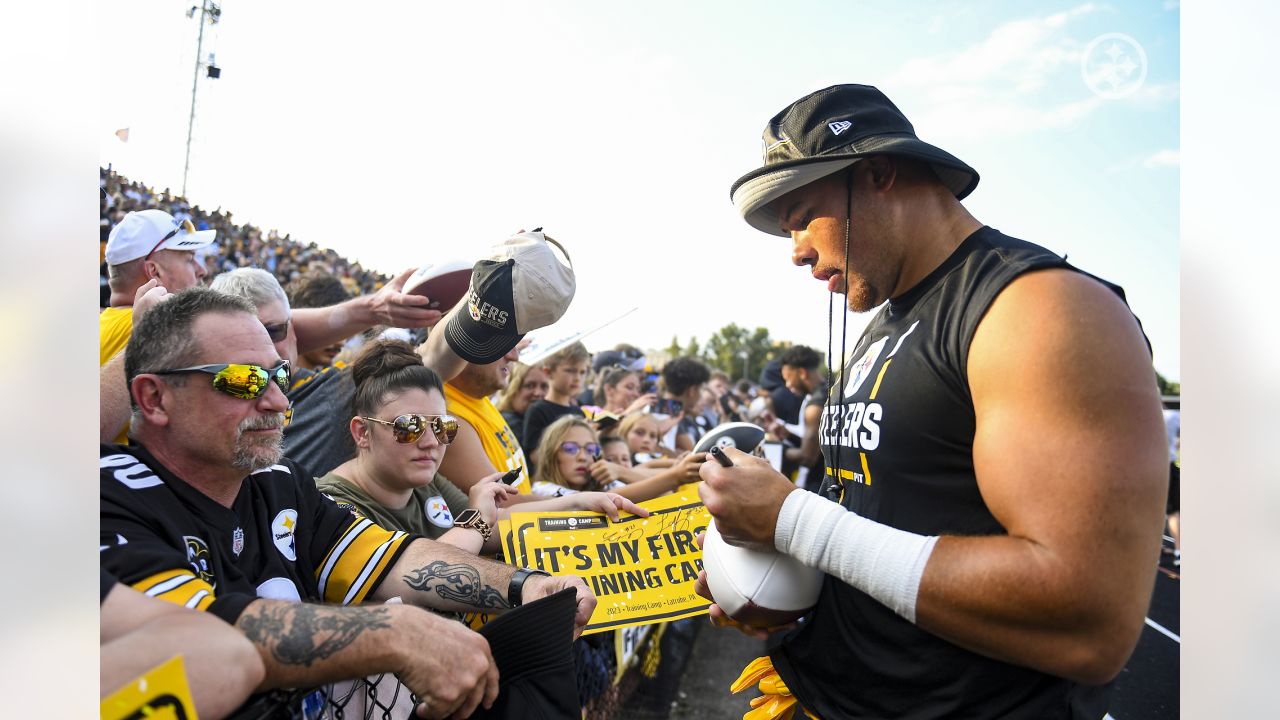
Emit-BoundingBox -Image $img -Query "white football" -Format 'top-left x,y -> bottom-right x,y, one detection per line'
701,520 -> 823,628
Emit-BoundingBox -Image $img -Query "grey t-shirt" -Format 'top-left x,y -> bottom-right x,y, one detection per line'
284,365 -> 357,477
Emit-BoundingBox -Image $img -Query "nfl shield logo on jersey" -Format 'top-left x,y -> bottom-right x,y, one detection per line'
232,527 -> 245,557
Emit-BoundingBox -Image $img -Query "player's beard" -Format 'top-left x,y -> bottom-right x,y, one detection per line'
231,413 -> 285,472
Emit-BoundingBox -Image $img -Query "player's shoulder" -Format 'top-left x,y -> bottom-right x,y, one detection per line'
990,267 -> 1136,330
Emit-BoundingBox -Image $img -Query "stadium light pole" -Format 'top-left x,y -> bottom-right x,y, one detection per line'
182,0 -> 221,198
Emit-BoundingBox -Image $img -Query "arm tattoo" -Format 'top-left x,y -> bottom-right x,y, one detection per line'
402,560 -> 511,610
240,604 -> 392,667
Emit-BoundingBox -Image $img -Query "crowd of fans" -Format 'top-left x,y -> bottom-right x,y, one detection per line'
97,174 -> 824,720
100,167 -> 390,308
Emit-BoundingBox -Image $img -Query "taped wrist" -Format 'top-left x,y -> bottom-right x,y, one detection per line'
774,489 -> 938,623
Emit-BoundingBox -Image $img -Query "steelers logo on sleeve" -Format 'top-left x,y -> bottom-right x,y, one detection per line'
425,496 -> 454,528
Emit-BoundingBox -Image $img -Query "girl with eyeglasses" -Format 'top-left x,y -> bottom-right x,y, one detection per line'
529,415 -> 705,502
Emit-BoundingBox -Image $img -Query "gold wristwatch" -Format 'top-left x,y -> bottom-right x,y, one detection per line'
453,509 -> 492,542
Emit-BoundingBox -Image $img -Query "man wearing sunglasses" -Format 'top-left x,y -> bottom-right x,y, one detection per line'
100,257 -> 448,445
102,288 -> 595,720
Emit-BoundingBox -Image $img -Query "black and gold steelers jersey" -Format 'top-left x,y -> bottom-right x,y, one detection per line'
771,228 -> 1135,719
100,443 -> 418,625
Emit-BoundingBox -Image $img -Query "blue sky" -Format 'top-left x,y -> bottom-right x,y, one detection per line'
98,0 -> 1180,379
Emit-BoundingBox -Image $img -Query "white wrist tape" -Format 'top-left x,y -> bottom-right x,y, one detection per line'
775,489 -> 938,623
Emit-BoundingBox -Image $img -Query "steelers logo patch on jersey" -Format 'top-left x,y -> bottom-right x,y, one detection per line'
271,509 -> 299,562
183,535 -> 215,585
843,336 -> 889,398
425,496 -> 454,528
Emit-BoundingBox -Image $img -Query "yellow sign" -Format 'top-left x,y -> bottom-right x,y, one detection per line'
615,623 -> 655,681
101,654 -> 198,720
499,484 -> 711,635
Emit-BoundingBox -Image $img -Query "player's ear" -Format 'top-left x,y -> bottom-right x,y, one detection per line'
865,155 -> 898,191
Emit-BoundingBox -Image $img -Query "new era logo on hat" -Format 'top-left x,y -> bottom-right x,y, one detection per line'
444,230 -> 576,365
105,209 -> 216,265
730,84 -> 980,237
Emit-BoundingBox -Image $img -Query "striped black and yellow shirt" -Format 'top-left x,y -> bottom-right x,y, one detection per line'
100,443 -> 416,623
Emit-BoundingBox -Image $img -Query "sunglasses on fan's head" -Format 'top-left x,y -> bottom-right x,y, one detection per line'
361,413 -> 459,445
148,360 -> 291,400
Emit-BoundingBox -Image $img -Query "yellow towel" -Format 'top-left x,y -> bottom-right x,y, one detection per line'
730,655 -> 819,720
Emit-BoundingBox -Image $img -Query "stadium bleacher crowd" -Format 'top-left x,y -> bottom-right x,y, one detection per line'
101,167 -> 390,308
99,167 -> 816,720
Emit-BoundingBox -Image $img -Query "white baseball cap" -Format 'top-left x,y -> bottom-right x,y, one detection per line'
105,209 -> 216,266
443,230 -> 576,364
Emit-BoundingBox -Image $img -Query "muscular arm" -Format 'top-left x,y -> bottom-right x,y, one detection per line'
913,270 -> 1167,683
706,271 -> 1166,684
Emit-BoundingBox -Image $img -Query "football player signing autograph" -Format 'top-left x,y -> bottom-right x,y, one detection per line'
696,85 -> 1167,719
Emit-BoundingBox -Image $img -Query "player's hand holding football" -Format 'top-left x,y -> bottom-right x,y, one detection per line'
697,446 -> 797,552
691,532 -> 798,640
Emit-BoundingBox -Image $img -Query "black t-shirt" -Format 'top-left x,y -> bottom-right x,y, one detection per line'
772,227 -> 1130,719
522,400 -> 581,457
100,443 -> 418,624
282,364 -> 357,477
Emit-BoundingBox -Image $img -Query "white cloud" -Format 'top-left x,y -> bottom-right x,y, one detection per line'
888,4 -> 1098,93
882,4 -> 1137,140
1143,149 -> 1180,168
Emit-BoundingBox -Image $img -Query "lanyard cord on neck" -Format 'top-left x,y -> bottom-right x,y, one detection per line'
825,170 -> 855,501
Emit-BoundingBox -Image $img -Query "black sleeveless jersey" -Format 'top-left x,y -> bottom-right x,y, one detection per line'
771,227 -> 1133,719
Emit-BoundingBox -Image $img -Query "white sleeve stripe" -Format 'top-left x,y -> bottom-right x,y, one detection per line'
185,590 -> 210,608
341,532 -> 406,605
316,519 -> 373,597
250,464 -> 291,476
144,573 -> 196,597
